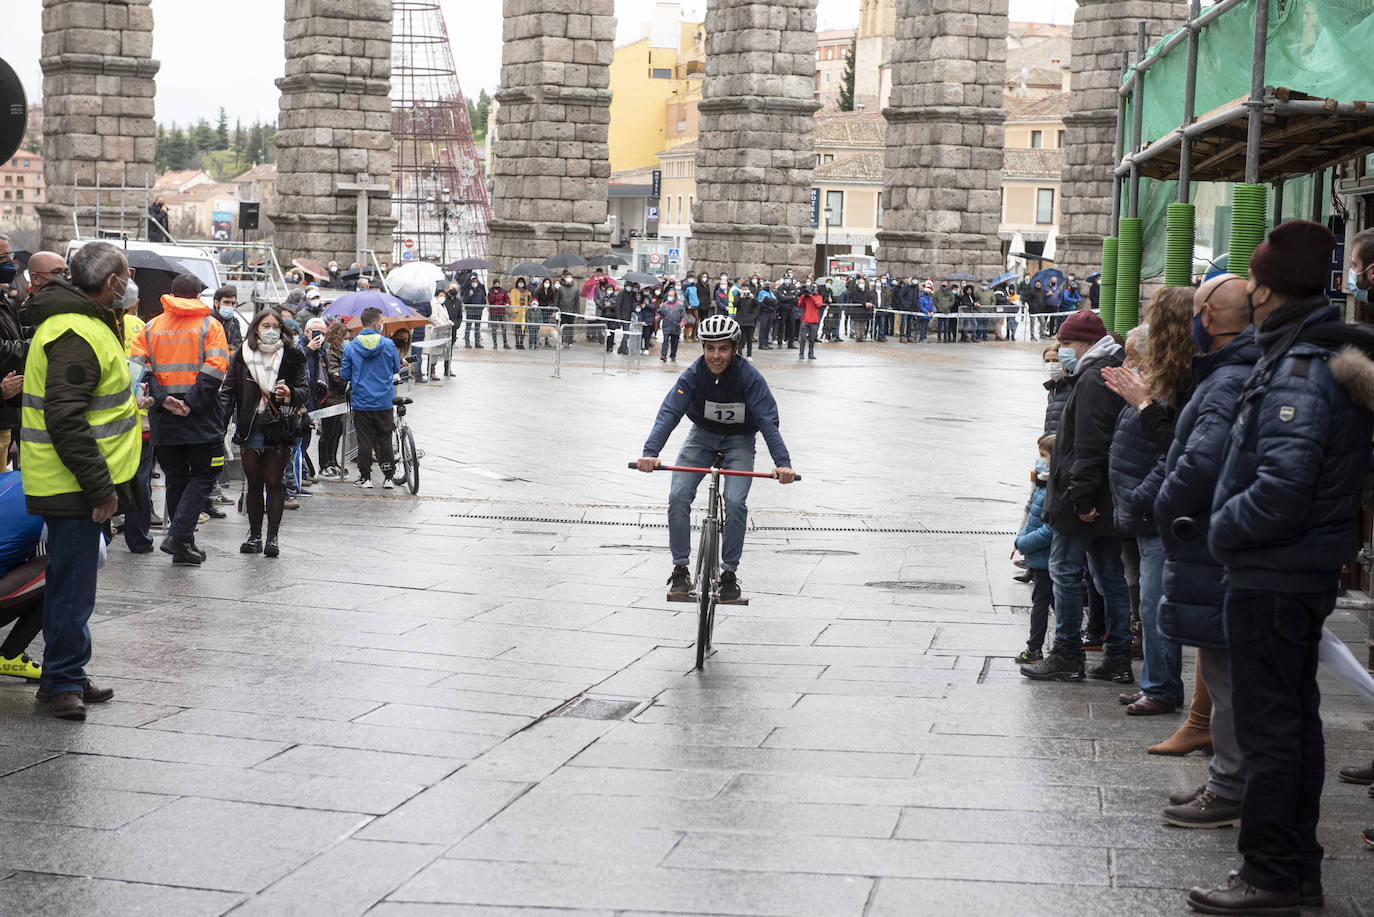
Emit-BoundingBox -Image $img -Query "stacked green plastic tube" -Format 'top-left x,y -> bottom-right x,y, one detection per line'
1099,237 -> 1118,332
1115,218 -> 1143,333
1228,184 -> 1268,280
1165,202 -> 1195,287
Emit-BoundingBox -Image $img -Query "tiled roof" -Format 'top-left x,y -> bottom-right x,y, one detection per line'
231,163 -> 277,182
1002,148 -> 1065,179
814,110 -> 887,147
1006,92 -> 1070,123
656,140 -> 699,158
815,151 -> 883,183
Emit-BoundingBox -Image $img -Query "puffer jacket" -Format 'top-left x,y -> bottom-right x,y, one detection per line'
1014,480 -> 1053,570
553,279 -> 580,321
1210,300 -> 1374,591
1043,375 -> 1074,436
1042,336 -> 1126,536
735,286 -> 759,326
1154,330 -> 1261,648
1108,405 -> 1164,537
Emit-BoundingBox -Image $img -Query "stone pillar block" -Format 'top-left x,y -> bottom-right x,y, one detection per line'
272,0 -> 396,266
879,0 -> 1007,280
690,0 -> 821,279
1058,0 -> 1189,278
489,0 -> 616,263
39,0 -> 162,251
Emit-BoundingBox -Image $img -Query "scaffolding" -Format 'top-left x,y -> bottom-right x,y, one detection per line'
390,1 -> 491,269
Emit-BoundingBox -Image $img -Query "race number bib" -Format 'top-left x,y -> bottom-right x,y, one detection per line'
705,400 -> 746,424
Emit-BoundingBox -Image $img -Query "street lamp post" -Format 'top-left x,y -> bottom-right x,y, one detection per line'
425,187 -> 468,268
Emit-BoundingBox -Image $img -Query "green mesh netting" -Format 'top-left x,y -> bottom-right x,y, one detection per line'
1119,0 -> 1370,276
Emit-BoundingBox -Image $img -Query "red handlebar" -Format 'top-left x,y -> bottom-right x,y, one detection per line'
628,461 -> 800,481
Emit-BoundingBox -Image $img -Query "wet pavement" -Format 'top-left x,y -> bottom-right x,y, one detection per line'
1,337 -> 1372,916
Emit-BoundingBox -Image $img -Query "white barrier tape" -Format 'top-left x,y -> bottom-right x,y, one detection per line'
307,402 -> 352,422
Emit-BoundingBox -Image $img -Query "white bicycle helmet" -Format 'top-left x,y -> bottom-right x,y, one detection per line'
698,314 -> 742,345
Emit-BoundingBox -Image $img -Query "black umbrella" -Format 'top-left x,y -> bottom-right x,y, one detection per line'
219,249 -> 246,266
449,257 -> 492,272
1086,270 -> 1102,283
622,271 -> 659,286
945,272 -> 979,283
505,262 -> 553,278
125,249 -> 183,274
587,252 -> 630,267
543,253 -> 587,270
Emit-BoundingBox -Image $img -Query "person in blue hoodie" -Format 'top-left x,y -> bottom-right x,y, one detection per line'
916,281 -> 935,342
637,315 -> 798,604
1014,433 -> 1055,663
340,307 -> 402,489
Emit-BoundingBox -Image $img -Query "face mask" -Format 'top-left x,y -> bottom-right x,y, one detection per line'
258,328 -> 281,346
1190,312 -> 1212,354
0,261 -> 15,284
1035,458 -> 1050,477
1057,346 -> 1078,375
218,305 -> 235,319
1046,360 -> 1065,381
116,276 -> 139,311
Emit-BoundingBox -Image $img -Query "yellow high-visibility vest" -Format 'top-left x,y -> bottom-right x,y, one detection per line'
21,312 -> 140,498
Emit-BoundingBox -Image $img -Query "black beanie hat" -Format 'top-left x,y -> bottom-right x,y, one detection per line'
1249,219 -> 1335,297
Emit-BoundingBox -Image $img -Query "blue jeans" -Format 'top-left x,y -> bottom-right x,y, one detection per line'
660,333 -> 680,360
1049,530 -> 1132,659
668,427 -> 756,573
41,515 -> 104,697
123,438 -> 154,552
1137,534 -> 1183,703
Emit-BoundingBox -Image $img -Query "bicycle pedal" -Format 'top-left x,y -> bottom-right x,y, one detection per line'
717,597 -> 750,606
666,592 -> 696,603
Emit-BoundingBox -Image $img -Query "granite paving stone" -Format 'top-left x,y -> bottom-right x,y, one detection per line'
4,342 -> 1372,914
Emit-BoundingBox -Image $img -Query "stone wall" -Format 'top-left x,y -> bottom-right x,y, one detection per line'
878,0 -> 1007,280
38,0 -> 160,251
271,0 -> 396,267
690,0 -> 821,279
1057,0 -> 1188,279
487,0 -> 615,266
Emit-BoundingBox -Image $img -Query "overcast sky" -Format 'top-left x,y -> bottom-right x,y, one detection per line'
12,0 -> 1076,127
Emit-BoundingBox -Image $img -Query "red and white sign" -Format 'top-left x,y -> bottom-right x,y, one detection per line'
649,252 -> 661,266
403,238 -> 415,250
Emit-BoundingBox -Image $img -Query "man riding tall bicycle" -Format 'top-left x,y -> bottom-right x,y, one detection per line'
636,314 -> 797,604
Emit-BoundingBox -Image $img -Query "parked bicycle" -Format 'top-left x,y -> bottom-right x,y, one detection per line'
630,458 -> 799,669
390,395 -> 422,495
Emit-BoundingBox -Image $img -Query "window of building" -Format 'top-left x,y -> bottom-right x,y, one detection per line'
1036,188 -> 1055,224
1057,129 -> 1065,148
876,193 -> 883,228
823,153 -> 834,163
825,72 -> 832,84
13,190 -> 20,201
2,190 -> 9,200
651,68 -> 672,79
677,195 -> 683,223
1030,130 -> 1043,149
826,190 -> 843,226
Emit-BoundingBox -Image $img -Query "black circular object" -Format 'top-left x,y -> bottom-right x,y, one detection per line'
0,57 -> 29,167
865,580 -> 967,593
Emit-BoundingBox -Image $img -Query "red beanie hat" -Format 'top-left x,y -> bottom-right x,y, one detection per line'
1057,309 -> 1107,343
1249,219 -> 1335,297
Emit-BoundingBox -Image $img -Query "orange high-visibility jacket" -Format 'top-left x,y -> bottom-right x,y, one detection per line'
130,295 -> 230,443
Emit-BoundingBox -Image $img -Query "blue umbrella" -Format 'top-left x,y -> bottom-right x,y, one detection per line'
1032,267 -> 1065,288
990,271 -> 1019,288
322,288 -> 418,321
1203,253 -> 1230,281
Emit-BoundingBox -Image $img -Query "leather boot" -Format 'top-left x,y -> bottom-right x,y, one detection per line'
1149,664 -> 1212,755
264,528 -> 280,558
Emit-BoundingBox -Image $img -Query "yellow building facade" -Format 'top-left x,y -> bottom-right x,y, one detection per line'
607,21 -> 706,174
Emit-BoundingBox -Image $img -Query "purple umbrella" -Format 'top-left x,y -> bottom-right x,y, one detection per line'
322,288 -> 419,320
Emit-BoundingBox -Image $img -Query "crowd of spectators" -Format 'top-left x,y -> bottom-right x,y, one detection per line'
1011,219 -> 1374,914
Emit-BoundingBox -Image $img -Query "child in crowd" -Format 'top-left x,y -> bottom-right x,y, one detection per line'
1014,433 -> 1056,663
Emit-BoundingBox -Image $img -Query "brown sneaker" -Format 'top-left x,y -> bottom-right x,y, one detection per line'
49,691 -> 87,721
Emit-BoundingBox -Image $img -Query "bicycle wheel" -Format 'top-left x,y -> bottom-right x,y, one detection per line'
694,519 -> 718,671
401,426 -> 420,495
